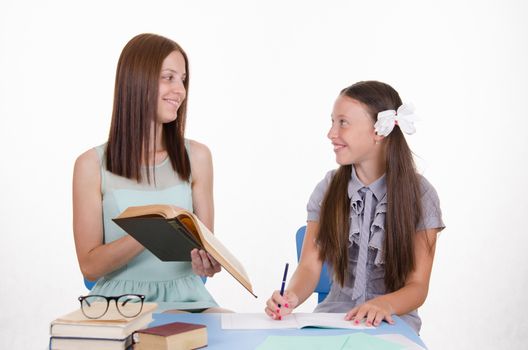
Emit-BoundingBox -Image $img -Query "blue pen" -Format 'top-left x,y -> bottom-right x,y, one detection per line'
278,263 -> 289,308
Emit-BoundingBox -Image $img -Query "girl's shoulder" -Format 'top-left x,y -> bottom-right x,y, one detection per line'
416,174 -> 445,230
416,174 -> 440,200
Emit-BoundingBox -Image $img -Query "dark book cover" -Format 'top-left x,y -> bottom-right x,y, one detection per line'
113,217 -> 201,261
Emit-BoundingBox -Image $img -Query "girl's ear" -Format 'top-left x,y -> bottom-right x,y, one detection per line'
374,133 -> 384,145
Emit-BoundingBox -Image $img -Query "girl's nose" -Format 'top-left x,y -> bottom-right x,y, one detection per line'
327,124 -> 337,140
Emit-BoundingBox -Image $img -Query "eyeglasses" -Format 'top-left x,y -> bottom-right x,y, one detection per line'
78,294 -> 145,319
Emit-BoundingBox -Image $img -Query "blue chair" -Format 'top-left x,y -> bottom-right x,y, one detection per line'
84,278 -> 97,290
295,226 -> 332,303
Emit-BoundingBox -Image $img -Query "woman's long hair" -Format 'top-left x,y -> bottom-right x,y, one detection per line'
316,81 -> 422,292
106,33 -> 191,183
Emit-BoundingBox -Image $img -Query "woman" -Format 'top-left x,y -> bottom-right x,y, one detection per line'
73,33 -> 224,312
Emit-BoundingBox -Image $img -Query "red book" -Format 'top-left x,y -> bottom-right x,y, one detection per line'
133,322 -> 207,350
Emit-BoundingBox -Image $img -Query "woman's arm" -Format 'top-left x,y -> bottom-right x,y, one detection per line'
188,140 -> 221,277
72,149 -> 144,281
345,228 -> 440,326
265,221 -> 324,319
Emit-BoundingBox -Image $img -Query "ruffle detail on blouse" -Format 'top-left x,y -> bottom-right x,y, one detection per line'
348,195 -> 387,266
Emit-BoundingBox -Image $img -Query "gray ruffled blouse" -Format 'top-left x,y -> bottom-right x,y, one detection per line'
307,166 -> 445,333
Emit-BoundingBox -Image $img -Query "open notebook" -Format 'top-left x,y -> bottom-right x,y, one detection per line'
221,313 -> 373,330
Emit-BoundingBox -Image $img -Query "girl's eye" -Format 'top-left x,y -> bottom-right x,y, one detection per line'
339,119 -> 348,126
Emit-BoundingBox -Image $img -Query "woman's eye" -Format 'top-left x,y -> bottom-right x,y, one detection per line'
162,75 -> 173,81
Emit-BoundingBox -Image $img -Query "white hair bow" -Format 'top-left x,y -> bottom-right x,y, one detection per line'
374,103 -> 418,137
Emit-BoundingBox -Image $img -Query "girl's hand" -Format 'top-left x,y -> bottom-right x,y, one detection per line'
345,297 -> 395,327
191,249 -> 221,277
264,290 -> 299,320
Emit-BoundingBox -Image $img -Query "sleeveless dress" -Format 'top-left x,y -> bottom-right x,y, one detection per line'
307,166 -> 444,334
89,143 -> 218,311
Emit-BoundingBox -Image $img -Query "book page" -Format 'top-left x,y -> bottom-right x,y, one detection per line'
177,212 -> 256,297
117,204 -> 179,219
221,313 -> 299,329
56,302 -> 157,324
221,313 -> 372,330
295,313 -> 371,329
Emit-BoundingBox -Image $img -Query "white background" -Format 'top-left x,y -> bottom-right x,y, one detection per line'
1,0 -> 527,349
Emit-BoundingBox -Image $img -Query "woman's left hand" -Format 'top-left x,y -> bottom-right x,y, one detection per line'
345,297 -> 395,327
191,249 -> 222,277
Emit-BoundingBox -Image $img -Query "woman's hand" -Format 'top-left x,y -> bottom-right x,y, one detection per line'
264,290 -> 299,320
191,249 -> 221,277
345,297 -> 395,327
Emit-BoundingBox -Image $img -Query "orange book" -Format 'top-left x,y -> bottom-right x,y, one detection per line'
133,322 -> 207,350
113,204 -> 256,297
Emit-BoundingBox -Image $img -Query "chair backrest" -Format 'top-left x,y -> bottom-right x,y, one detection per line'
295,226 -> 332,303
84,278 -> 97,290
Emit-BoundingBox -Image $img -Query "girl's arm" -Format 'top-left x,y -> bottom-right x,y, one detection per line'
188,140 -> 221,277
345,228 -> 440,326
265,221 -> 323,319
73,149 -> 145,281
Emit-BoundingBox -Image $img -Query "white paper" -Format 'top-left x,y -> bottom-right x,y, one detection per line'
221,313 -> 372,330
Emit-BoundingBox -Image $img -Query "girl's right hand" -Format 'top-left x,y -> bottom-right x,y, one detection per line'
264,290 -> 299,320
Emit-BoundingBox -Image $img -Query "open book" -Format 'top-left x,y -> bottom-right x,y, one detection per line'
221,313 -> 373,330
113,204 -> 256,298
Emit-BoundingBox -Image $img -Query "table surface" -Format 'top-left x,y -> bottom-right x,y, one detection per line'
149,313 -> 426,349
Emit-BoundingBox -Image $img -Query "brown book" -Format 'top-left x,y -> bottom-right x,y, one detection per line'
133,322 -> 207,350
113,204 -> 257,298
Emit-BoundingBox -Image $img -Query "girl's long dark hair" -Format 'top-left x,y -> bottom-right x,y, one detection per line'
317,81 -> 422,292
106,33 -> 191,183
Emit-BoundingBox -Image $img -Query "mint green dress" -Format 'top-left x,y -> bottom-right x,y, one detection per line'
90,143 -> 218,311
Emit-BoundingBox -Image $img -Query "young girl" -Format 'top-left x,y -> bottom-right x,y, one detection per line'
73,33 -> 224,312
265,80 -> 444,333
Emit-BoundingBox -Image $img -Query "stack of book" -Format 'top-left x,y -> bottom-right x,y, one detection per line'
49,302 -> 156,350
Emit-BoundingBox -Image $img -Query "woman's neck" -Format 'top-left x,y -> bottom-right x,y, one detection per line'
142,122 -> 167,164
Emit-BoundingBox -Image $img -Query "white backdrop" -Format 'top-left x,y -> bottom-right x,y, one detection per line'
1,0 -> 527,349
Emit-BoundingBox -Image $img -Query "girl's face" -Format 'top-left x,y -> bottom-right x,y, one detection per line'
157,50 -> 187,124
328,95 -> 380,166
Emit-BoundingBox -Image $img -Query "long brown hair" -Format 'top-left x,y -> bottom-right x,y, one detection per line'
106,33 -> 191,183
317,81 -> 422,292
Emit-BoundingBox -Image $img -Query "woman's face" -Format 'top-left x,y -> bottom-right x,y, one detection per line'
157,50 -> 187,124
327,95 -> 379,166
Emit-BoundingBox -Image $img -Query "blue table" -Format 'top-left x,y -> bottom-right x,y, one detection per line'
149,313 -> 427,349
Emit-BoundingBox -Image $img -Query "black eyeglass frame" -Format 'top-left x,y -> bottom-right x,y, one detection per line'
78,294 -> 145,319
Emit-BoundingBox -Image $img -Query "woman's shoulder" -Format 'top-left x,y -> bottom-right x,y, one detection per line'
186,139 -> 212,163
73,146 -> 104,184
75,147 -> 100,168
76,143 -> 105,165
